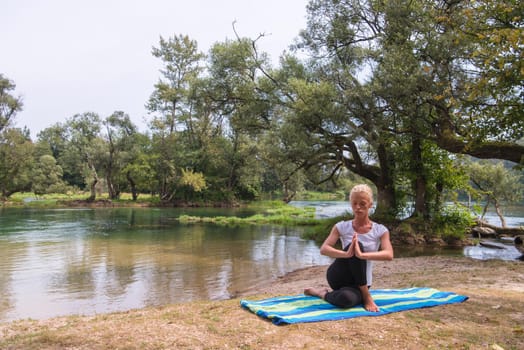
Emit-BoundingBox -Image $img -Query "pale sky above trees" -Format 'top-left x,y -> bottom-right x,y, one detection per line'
1,0 -> 308,137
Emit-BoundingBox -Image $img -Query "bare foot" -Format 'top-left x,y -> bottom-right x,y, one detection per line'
304,287 -> 328,299
363,298 -> 379,312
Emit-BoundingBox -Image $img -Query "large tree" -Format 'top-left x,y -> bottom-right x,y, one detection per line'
467,160 -> 523,227
147,34 -> 206,201
272,0 -> 522,217
64,112 -> 104,201
0,75 -> 31,199
147,34 -> 205,134
101,111 -> 138,199
31,154 -> 66,196
121,132 -> 155,201
417,0 -> 524,163
0,74 -> 23,133
205,38 -> 272,199
0,128 -> 33,199
37,123 -> 85,188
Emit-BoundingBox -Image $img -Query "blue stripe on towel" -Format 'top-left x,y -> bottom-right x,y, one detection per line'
240,287 -> 468,325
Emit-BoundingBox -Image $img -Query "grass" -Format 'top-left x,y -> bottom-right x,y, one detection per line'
178,204 -> 320,226
4,192 -> 158,208
294,190 -> 346,201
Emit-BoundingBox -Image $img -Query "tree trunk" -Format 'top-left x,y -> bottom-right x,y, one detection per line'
160,172 -> 170,200
87,163 -> 98,202
106,142 -> 117,199
411,137 -> 429,219
476,219 -> 524,235
480,198 -> 491,221
126,171 -> 138,201
88,177 -> 97,201
493,199 -> 507,228
282,182 -> 296,203
374,143 -> 397,217
107,173 -> 118,200
374,182 -> 396,217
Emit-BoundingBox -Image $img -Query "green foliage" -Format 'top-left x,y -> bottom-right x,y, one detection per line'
467,160 -> 523,204
31,155 -> 67,196
147,34 -> 204,133
0,74 -> 23,132
0,128 -> 34,199
180,168 -> 207,192
465,159 -> 523,226
178,204 -> 319,226
292,0 -> 523,220
295,191 -> 346,201
459,0 -> 524,139
102,111 -> 139,199
432,204 -> 476,240
2,0 -> 522,215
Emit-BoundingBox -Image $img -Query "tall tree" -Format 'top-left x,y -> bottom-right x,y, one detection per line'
64,112 -> 103,201
0,74 -> 23,133
277,0 -> 403,215
37,123 -> 85,187
0,128 -> 33,199
0,75 -> 31,199
381,0 -> 524,163
206,38 -> 268,197
121,132 -> 155,201
435,0 -> 523,162
147,34 -> 206,201
31,155 -> 66,196
102,111 -> 138,199
467,160 -> 523,227
147,34 -> 204,134
280,0 -> 522,217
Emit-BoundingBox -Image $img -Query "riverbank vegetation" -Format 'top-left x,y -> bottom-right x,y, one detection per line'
1,189 -> 515,245
179,203 -> 319,226
1,0 -> 523,231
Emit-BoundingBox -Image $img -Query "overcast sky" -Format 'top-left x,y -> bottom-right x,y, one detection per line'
2,0 -> 309,138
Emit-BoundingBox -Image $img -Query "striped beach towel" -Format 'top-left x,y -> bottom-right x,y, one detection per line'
240,287 -> 468,325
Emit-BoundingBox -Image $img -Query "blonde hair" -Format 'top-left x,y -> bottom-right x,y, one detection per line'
349,184 -> 374,203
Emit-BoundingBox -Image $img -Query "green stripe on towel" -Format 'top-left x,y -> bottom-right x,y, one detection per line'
240,287 -> 468,325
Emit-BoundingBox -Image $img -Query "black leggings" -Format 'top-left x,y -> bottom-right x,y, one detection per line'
324,242 -> 368,308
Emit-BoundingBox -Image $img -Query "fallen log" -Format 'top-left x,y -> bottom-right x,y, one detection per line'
474,219 -> 524,236
479,240 -> 507,249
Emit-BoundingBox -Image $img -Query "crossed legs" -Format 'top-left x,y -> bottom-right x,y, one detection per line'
304,242 -> 369,309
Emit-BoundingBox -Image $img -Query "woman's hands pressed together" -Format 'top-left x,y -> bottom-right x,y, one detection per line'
347,233 -> 365,259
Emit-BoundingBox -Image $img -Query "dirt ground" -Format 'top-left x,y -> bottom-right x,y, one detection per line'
1,256 -> 523,349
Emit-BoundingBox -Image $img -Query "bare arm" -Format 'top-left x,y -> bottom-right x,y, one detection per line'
319,225 -> 354,258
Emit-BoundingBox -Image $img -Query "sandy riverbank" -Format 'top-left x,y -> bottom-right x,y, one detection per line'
1,256 -> 523,349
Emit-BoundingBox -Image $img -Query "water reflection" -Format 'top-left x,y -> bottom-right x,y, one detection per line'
463,243 -> 523,261
0,208 -> 331,322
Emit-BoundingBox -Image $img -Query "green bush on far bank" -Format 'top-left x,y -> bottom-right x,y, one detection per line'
179,204 -> 320,226
433,204 -> 476,240
4,192 -> 157,208
295,191 -> 346,201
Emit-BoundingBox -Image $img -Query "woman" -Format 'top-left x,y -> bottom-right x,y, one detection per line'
304,184 -> 394,311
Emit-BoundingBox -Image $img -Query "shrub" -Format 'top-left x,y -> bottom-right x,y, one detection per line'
433,204 -> 475,240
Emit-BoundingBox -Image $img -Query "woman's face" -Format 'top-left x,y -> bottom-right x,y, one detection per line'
350,192 -> 373,217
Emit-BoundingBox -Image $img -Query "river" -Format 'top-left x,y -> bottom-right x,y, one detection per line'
0,202 -> 522,322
